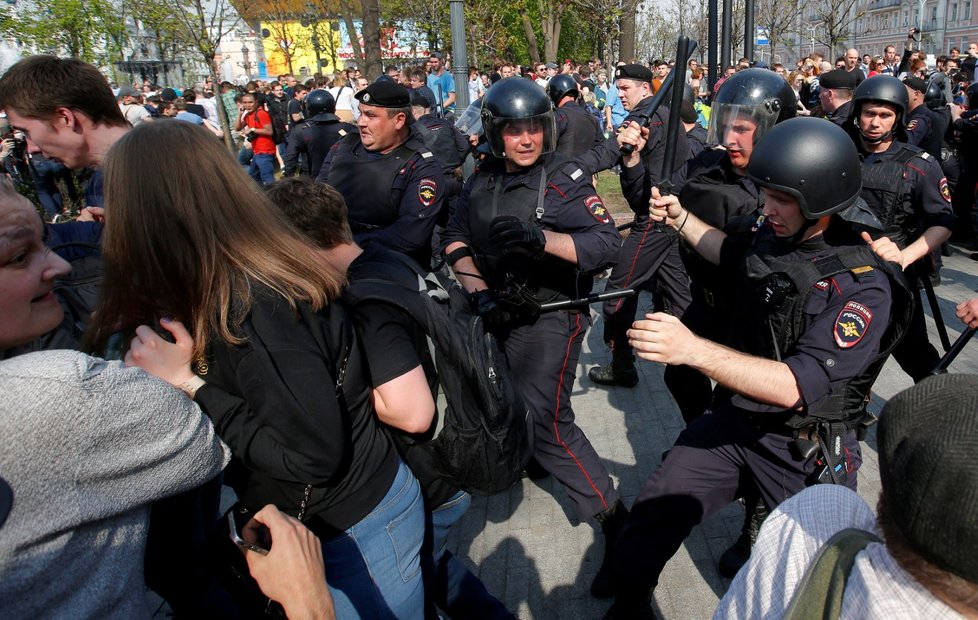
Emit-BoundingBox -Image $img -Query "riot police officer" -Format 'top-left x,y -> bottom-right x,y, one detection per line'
588,64 -> 693,388
281,89 -> 355,178
844,75 -> 955,383
903,76 -> 943,159
441,77 -> 626,598
603,118 -> 910,619
666,68 -> 797,424
549,74 -> 604,157
317,80 -> 446,268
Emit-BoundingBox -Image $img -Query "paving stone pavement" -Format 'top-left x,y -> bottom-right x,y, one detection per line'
445,243 -> 978,620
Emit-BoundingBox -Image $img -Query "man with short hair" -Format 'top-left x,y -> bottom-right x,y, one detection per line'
117,85 -> 151,126
651,60 -> 669,94
287,83 -> 308,128
317,81 -> 446,267
845,48 -> 867,83
817,68 -> 858,126
427,52 -> 456,116
0,55 -> 131,207
234,92 -> 276,186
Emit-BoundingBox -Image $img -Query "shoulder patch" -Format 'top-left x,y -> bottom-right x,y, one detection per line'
814,279 -> 830,291
419,178 -> 437,207
940,177 -> 951,203
584,195 -> 611,224
570,167 -> 584,181
850,266 -> 874,274
906,119 -> 918,131
420,150 -> 434,159
834,300 -> 873,349
339,129 -> 348,137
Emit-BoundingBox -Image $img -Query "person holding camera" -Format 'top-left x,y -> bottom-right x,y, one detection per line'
234,92 -> 276,186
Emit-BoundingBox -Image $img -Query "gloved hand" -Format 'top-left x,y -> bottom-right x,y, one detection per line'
489,215 -> 547,258
468,289 -> 508,328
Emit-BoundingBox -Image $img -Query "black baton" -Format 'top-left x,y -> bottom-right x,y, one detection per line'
539,288 -> 636,312
931,327 -> 977,375
921,274 -> 951,351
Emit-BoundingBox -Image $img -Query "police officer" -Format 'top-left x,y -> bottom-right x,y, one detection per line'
549,74 -> 604,157
588,64 -> 693,388
603,118 -> 910,619
950,82 -> 978,243
441,78 -> 627,598
680,85 -> 708,158
281,89 -> 355,178
665,69 -> 796,424
317,80 -> 446,268
409,89 -> 470,178
815,68 -> 857,126
844,75 -> 955,383
902,76 -> 943,160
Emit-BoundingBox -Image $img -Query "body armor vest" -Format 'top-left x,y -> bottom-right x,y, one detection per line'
555,103 -> 602,158
301,116 -> 352,178
859,145 -> 921,247
414,117 -> 464,173
728,232 -> 912,429
466,157 -> 585,304
325,134 -> 421,231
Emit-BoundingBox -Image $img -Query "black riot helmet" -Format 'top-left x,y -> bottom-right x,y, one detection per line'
747,117 -> 861,220
848,75 -> 909,144
706,68 -> 796,146
924,79 -> 946,110
481,77 -> 557,159
547,74 -> 580,105
304,89 -> 336,116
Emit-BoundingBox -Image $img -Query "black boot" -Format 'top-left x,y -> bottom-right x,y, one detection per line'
591,499 -> 629,598
717,498 -> 770,578
602,590 -> 657,620
588,361 -> 639,388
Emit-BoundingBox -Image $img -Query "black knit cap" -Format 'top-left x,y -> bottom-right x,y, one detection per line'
878,374 -> 978,583
614,64 -> 654,83
819,69 -> 858,90
355,80 -> 410,108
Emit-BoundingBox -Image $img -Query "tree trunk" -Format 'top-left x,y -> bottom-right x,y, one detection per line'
361,0 -> 382,79
209,59 -> 235,151
522,14 -> 542,63
339,0 -> 363,69
620,0 -> 637,62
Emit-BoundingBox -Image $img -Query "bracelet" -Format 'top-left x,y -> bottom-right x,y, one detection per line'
676,209 -> 690,233
179,375 -> 207,400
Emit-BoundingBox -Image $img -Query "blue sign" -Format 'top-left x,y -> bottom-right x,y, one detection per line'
755,27 -> 769,45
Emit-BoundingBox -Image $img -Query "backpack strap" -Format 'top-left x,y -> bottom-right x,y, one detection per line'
783,527 -> 881,620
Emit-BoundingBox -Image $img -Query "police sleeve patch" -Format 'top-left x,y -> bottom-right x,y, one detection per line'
940,177 -> 952,203
814,279 -> 830,291
585,195 -> 611,224
419,179 -> 437,207
834,300 -> 873,349
906,119 -> 918,131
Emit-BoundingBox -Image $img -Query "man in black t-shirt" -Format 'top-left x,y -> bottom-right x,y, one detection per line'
264,177 -> 515,620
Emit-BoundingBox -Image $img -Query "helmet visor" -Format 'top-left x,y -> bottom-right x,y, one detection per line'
484,112 -> 556,159
705,102 -> 780,148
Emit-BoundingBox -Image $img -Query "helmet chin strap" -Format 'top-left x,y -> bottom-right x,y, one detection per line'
859,127 -> 894,144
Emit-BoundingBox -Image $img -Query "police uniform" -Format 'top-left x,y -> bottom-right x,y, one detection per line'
595,64 -> 693,384
443,152 -> 622,522
611,225 -> 899,611
904,104 -> 942,160
664,149 -> 763,422
857,140 -> 955,381
818,70 -> 857,128
281,112 -> 355,178
316,81 -> 446,268
554,100 -> 604,157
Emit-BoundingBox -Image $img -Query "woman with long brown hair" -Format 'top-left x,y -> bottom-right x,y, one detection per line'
87,121 -> 425,619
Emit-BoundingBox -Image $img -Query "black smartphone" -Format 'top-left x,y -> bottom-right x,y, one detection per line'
228,507 -> 270,555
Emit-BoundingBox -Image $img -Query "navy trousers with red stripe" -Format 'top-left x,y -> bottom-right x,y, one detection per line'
600,217 -> 692,365
498,309 -> 617,521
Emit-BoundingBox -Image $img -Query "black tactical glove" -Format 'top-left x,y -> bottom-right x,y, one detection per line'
489,215 -> 547,258
468,289 -> 508,328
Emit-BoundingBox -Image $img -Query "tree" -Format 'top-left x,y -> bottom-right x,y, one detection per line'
170,0 -> 257,149
754,0 -> 803,63
808,0 -> 865,58
360,0 -> 382,78
0,0 -> 125,64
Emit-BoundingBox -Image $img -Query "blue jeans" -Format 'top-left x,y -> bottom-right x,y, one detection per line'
248,153 -> 275,186
323,460 -> 425,619
430,491 -> 514,619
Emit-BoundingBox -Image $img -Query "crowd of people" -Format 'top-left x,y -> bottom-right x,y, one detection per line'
2,24 -> 978,620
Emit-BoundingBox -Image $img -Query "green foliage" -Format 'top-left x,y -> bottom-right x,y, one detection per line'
0,0 -> 125,63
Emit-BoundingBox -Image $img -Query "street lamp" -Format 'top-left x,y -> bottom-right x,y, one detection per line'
803,22 -> 817,56
240,45 -> 252,80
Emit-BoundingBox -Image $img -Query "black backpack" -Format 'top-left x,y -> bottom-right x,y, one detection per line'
343,254 -> 534,495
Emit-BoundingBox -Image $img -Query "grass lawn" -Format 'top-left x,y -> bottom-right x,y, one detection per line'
594,171 -> 629,217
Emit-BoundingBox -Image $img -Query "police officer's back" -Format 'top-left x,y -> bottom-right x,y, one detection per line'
903,76 -> 943,160
282,89 -> 355,178
549,74 -> 604,158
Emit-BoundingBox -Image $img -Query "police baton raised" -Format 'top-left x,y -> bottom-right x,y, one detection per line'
930,326 -> 977,375
618,51 -> 685,156
539,288 -> 636,312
